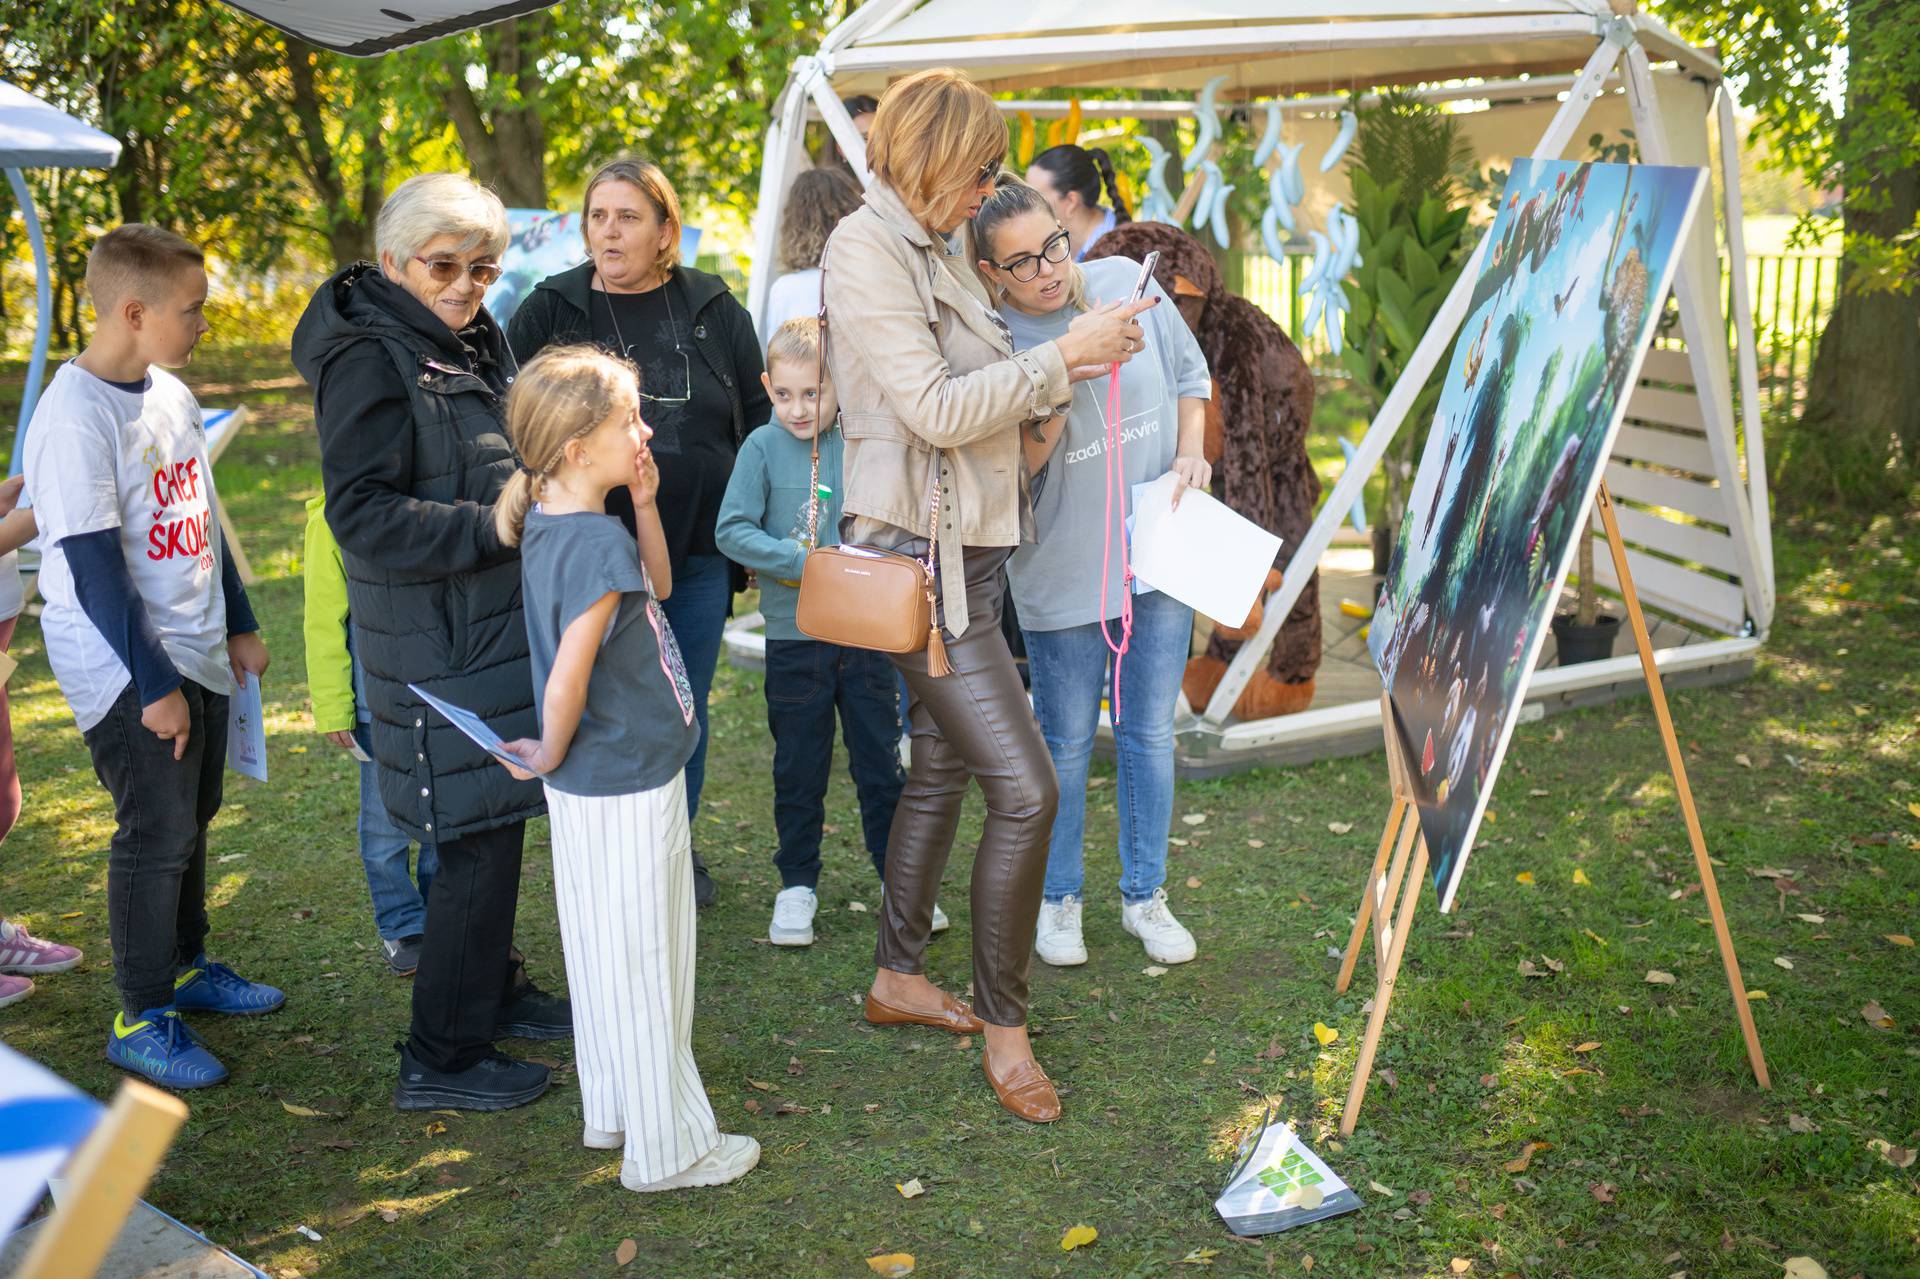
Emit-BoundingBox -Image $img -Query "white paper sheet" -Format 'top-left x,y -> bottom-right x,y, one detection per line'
226,672 -> 267,782
1129,472 -> 1283,628
408,683 -> 542,774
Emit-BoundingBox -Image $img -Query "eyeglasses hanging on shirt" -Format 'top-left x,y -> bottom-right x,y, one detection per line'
597,275 -> 693,406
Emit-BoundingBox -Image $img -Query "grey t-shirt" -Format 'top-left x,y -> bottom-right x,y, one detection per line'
519,508 -> 700,798
1002,256 -> 1212,631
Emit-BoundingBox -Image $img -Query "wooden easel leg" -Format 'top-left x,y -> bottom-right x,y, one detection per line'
18,1080 -> 186,1279
1595,485 -> 1771,1090
1341,839 -> 1429,1136
1337,798 -> 1406,994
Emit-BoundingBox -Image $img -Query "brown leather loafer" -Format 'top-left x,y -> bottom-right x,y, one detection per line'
983,1051 -> 1061,1123
863,989 -> 985,1035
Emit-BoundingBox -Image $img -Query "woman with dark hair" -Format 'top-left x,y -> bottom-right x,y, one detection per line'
764,166 -> 864,332
1026,143 -> 1131,261
507,157 -> 772,909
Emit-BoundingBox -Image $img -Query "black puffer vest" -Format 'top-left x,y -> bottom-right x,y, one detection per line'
293,263 -> 542,844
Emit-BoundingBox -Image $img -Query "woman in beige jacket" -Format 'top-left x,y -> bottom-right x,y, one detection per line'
824,68 -> 1155,1123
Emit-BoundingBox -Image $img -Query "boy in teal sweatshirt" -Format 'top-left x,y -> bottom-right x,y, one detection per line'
717,318 -> 932,948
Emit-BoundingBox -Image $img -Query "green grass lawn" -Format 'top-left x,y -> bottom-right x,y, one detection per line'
1,349 -> 1916,1278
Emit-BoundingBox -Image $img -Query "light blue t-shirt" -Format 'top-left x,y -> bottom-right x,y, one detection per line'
1002,256 -> 1211,631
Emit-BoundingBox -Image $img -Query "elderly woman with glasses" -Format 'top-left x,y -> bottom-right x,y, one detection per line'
294,172 -> 570,1114
507,157 -> 771,910
825,68 -> 1155,1123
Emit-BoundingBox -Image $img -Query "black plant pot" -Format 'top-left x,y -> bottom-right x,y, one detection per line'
1371,522 -> 1394,576
1552,612 -> 1621,665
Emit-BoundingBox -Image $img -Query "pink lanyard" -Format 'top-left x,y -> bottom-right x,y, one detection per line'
1097,358 -> 1133,724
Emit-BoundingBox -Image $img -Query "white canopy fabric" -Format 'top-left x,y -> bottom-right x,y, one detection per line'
212,0 -> 556,56
0,81 -> 120,169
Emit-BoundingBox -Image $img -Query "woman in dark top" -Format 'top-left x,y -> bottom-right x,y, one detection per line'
507,158 -> 770,908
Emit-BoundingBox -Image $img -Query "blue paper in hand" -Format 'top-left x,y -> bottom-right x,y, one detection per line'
406,684 -> 542,774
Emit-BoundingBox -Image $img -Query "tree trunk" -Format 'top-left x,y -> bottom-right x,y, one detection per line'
1791,0 -> 1920,508
445,18 -> 547,209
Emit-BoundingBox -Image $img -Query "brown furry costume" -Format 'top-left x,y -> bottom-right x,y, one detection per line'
1085,223 -> 1321,718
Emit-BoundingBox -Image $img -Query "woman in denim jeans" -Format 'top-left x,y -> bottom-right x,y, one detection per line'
973,178 -> 1213,969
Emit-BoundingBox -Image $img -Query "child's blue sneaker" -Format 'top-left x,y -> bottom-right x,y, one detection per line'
172,955 -> 285,1016
106,1009 -> 228,1089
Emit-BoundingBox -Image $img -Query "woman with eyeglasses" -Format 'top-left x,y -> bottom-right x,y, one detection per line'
825,68 -> 1154,1124
508,158 -> 772,910
294,172 -> 571,1113
972,177 -> 1211,974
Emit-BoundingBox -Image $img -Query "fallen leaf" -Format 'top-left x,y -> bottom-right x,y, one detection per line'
1515,871 -> 1534,885
1408,1189 -> 1433,1206
896,1178 -> 925,1199
1783,1259 -> 1830,1279
423,1121 -> 446,1136
865,1254 -> 915,1277
1529,787 -> 1551,797
1450,1259 -> 1472,1274
1186,876 -> 1203,889
60,911 -> 84,919
1313,1022 -> 1339,1046
1572,868 -> 1591,886
615,1239 -> 637,1267
787,1056 -> 804,1076
1573,1041 -> 1600,1054
775,1102 -> 811,1115
1796,914 -> 1826,924
1328,821 -> 1354,835
378,1209 -> 399,1223
1588,1181 -> 1616,1203
1180,1248 -> 1222,1264
1060,1224 -> 1098,1251
1868,1138 -> 1917,1169
1861,1001 -> 1896,1029
1747,990 -> 1769,1001
1788,1114 -> 1819,1134
1774,956 -> 1795,970
1503,1140 -> 1550,1173
1368,1180 -> 1396,1197
1182,812 -> 1208,826
1168,836 -> 1189,847
862,1103 -> 879,1113
743,1098 -> 762,1115
1584,928 -> 1609,947
1645,970 -> 1677,985
1734,753 -> 1752,768
1246,838 -> 1266,849
1885,935 -> 1915,948
279,1102 -> 339,1119
848,901 -> 868,913
1200,1049 -> 1216,1066
1909,801 -> 1920,820
1143,965 -> 1168,977
748,1078 -> 775,1091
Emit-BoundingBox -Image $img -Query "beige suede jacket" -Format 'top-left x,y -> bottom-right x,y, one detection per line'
822,179 -> 1072,635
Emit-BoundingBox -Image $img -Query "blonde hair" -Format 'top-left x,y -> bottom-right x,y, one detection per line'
87,223 -> 205,315
971,176 -> 1089,311
581,157 -> 685,274
765,316 -> 821,372
376,172 -> 508,268
867,68 -> 1007,226
494,345 -> 639,548
779,167 -> 862,273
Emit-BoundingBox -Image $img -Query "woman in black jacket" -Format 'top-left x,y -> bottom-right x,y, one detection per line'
293,172 -> 569,1113
507,158 -> 771,909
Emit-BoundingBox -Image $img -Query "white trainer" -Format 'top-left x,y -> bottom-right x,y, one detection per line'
583,1125 -> 622,1150
930,902 -> 951,934
624,1133 -> 760,1192
1120,887 -> 1197,964
1034,896 -> 1087,966
769,886 -> 817,947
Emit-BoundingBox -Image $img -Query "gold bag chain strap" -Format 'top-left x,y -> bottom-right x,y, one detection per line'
812,238 -> 951,674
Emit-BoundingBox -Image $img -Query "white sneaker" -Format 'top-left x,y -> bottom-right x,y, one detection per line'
1034,896 -> 1087,966
623,1133 -> 760,1192
769,886 -> 817,947
583,1125 -> 623,1150
930,902 -> 951,934
1120,888 -> 1197,964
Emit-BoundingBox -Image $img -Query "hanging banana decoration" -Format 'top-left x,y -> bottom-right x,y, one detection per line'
1190,159 -> 1226,231
1209,178 -> 1236,250
1137,136 -> 1176,224
1319,107 -> 1358,173
1184,74 -> 1230,174
1062,97 -> 1083,146
1253,101 -> 1284,169
1016,111 -> 1037,168
1279,140 -> 1306,206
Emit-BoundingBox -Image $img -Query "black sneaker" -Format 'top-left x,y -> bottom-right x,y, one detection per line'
382,934 -> 424,976
494,985 -> 572,1040
393,1043 -> 549,1112
692,848 -> 716,909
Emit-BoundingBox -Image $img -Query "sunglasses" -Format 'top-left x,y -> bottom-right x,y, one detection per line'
975,157 -> 1003,188
413,256 -> 503,287
990,229 -> 1071,283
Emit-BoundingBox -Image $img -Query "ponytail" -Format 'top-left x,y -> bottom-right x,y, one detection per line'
495,343 -> 640,550
494,468 -> 536,549
1087,148 -> 1131,223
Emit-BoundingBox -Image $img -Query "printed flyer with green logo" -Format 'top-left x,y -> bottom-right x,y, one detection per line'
1214,1109 -> 1362,1235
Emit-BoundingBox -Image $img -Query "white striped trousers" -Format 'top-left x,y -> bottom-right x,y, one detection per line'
545,774 -> 720,1183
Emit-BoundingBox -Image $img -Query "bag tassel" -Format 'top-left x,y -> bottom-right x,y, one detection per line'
926,622 -> 953,678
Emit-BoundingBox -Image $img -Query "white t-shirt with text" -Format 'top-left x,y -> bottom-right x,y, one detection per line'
24,362 -> 230,731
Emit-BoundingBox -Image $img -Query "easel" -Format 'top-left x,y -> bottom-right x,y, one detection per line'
1334,481 -> 1770,1135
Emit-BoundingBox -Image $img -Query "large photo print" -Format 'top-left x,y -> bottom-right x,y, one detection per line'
1367,158 -> 1706,912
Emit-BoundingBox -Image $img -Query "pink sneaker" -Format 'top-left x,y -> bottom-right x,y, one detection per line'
0,918 -> 83,975
0,973 -> 32,1007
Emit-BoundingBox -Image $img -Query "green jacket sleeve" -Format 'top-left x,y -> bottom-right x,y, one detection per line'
715,435 -> 810,582
302,495 -> 357,734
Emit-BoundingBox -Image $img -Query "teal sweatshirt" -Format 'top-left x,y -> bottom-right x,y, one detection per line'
715,421 -> 843,641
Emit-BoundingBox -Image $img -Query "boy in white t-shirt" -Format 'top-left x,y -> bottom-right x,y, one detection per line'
23,224 -> 284,1089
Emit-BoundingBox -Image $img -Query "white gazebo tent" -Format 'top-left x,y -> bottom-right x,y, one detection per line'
1,81 -> 121,477
749,0 -> 1773,772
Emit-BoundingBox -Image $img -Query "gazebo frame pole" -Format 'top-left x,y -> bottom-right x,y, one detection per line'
6,166 -> 50,477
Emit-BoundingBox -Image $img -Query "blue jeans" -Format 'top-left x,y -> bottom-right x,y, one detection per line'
659,553 -> 731,826
765,639 -> 905,888
1023,588 -> 1192,904
355,724 -> 437,941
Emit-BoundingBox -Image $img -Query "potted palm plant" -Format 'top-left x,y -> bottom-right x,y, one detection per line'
1550,511 -> 1621,663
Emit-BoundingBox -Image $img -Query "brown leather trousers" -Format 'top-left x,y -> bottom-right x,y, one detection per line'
878,545 -> 1059,1027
